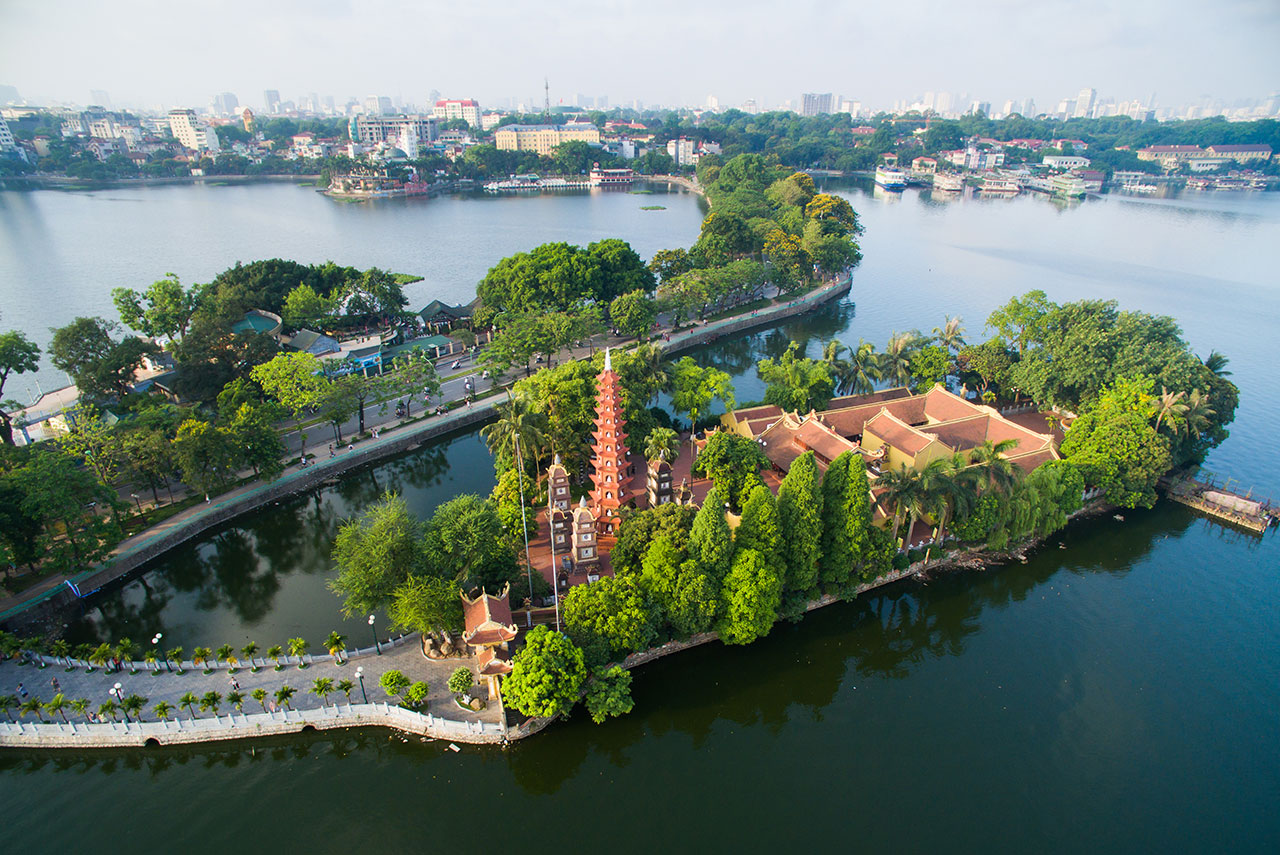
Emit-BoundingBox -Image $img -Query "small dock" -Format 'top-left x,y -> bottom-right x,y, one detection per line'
1159,473 -> 1278,533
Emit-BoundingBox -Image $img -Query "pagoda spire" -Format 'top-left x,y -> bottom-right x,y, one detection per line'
588,350 -> 629,534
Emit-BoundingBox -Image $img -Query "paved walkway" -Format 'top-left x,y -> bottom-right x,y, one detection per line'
1,636 -> 499,727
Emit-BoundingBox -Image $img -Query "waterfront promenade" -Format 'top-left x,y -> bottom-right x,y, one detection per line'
0,633 -> 506,748
0,272 -> 853,626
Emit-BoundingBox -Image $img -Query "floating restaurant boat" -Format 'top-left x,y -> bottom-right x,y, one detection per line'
589,166 -> 635,187
874,166 -> 908,190
979,173 -> 1020,194
932,172 -> 964,192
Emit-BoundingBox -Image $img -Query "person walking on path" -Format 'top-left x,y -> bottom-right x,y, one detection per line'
229,676 -> 240,691
50,677 -> 60,693
329,444 -> 335,458
17,682 -> 26,698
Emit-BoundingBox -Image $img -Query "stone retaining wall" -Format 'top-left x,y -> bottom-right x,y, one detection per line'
0,702 -> 506,749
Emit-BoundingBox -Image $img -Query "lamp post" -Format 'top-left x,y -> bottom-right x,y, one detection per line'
152,633 -> 165,672
514,432 -> 534,627
355,666 -> 368,704
112,683 -> 128,723
368,614 -> 380,654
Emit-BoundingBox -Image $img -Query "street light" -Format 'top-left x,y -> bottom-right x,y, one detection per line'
112,683 -> 129,723
130,493 -> 142,514
368,613 -> 380,655
355,666 -> 368,704
152,633 -> 165,672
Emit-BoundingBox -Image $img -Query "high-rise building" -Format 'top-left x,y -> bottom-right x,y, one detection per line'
801,93 -> 835,116
263,90 -> 281,113
89,89 -> 112,109
0,119 -> 18,152
706,95 -> 719,111
212,92 -> 239,115
1074,88 -> 1097,118
432,99 -> 482,127
597,95 -> 608,109
349,113 -> 439,148
1024,97 -> 1036,117
167,109 -> 221,153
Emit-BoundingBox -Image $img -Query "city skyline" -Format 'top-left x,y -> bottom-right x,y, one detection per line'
1,0 -> 1277,115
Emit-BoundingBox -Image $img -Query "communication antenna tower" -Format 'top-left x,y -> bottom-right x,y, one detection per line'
544,77 -> 550,115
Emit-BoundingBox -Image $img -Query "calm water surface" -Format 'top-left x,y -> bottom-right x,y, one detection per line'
2,182 -> 1278,852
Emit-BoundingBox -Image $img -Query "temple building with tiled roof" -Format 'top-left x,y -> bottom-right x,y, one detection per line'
461,585 -> 519,696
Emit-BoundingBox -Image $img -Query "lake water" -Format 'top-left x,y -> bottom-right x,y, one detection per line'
1,181 -> 1278,852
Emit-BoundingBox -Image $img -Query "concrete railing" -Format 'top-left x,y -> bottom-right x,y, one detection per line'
0,702 -> 506,749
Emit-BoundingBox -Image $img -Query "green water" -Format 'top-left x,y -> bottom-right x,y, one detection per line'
2,182 -> 1279,851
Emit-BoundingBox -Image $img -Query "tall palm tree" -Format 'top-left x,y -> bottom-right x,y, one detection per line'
96,699 -> 118,723
337,679 -> 355,707
88,643 -> 112,672
821,340 -> 851,394
178,691 -> 199,721
115,637 -> 136,671
214,644 -> 234,669
20,696 -> 45,721
73,643 -> 94,668
166,646 -> 185,673
192,646 -> 213,673
122,694 -> 148,722
481,398 -> 549,478
267,645 -> 284,671
69,697 -> 91,722
49,639 -> 71,667
1182,389 -> 1216,440
199,691 -> 222,721
880,332 -> 918,389
44,693 -> 69,724
845,340 -> 883,396
968,439 -> 1021,495
644,427 -> 680,463
324,631 -> 348,665
275,685 -> 296,711
310,677 -> 335,708
227,690 -> 245,714
1154,386 -> 1187,434
153,701 -> 174,722
1202,350 -> 1231,378
251,688 -> 269,712
241,642 -> 260,672
933,316 -> 967,352
143,648 -> 159,672
917,455 -> 979,547
876,464 -> 924,549
0,694 -> 18,722
287,637 -> 309,668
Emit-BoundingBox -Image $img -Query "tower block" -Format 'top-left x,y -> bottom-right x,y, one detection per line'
589,349 -> 631,535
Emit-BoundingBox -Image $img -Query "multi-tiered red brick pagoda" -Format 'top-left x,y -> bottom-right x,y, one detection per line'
588,348 -> 631,536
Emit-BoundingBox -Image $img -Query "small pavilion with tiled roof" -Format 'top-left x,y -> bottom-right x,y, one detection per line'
461,585 -> 519,696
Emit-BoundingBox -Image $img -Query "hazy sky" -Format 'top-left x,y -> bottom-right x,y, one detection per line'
2,0 -> 1277,112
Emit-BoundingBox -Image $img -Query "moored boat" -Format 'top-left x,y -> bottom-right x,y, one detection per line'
875,166 -> 908,190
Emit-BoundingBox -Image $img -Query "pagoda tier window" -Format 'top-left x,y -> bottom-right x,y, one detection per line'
582,532 -> 592,542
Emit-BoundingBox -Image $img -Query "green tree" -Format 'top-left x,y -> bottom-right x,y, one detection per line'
775,450 -> 824,609
153,700 -> 174,722
735,482 -> 782,569
172,419 -> 237,498
648,247 -> 693,285
423,494 -> 518,591
643,426 -> 679,463
281,282 -> 336,330
763,228 -> 811,292
402,681 -> 429,709
274,685 -> 296,710
199,691 -> 223,719
641,534 -> 719,638
503,625 -> 587,719
819,451 -> 881,587
585,665 -> 635,724
670,356 -> 735,432
756,342 -> 835,413
287,637 -> 309,667
251,688 -> 268,711
986,289 -> 1052,353
329,491 -> 428,617
0,329 -> 40,446
609,290 -> 658,341
250,351 -> 328,438
611,502 -> 697,576
310,677 -> 335,707
448,667 -> 474,696
324,631 -> 347,664
192,647 -> 213,672
111,273 -> 199,340
716,548 -> 783,645
178,691 -> 199,721
378,669 -> 411,699
387,574 -> 464,637
879,331 -> 919,388
1060,378 -> 1170,508
44,692 -> 69,723
959,338 -> 1015,395
563,574 -> 655,665
48,317 -> 155,400
692,432 -> 767,508
909,344 -> 951,390
689,485 -> 734,582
